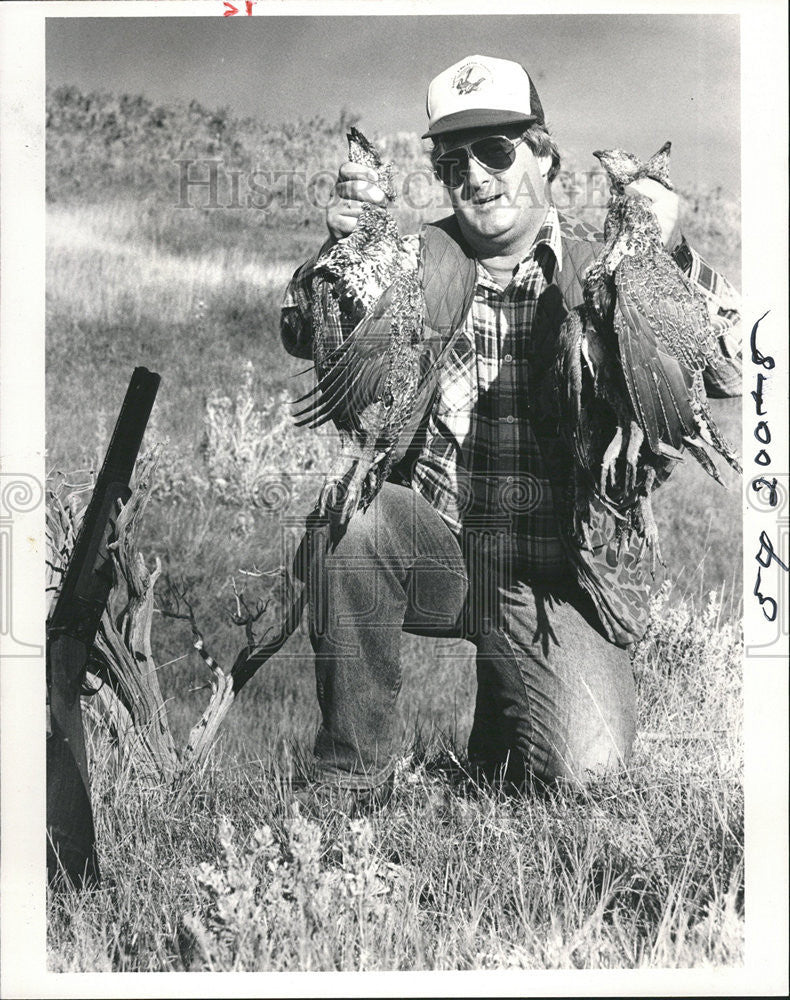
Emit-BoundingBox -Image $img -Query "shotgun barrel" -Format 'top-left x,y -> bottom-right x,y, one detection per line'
47,366 -> 160,888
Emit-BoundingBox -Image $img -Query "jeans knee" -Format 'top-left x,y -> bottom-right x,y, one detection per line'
331,505 -> 380,557
538,727 -> 635,788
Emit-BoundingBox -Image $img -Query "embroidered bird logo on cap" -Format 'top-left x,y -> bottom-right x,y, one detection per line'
453,63 -> 490,95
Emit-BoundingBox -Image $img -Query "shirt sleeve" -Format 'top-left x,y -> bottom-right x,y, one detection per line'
671,236 -> 742,398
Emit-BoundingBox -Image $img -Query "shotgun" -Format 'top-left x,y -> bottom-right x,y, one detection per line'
47,366 -> 160,888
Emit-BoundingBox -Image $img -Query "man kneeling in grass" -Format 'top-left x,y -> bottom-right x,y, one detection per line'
280,55 -> 742,803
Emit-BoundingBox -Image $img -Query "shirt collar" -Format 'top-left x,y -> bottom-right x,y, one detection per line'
476,205 -> 563,291
533,204 -> 563,273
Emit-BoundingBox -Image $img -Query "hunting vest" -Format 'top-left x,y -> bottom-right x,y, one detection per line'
413,213 -> 653,647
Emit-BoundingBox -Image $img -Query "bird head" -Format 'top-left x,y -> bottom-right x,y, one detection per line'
593,148 -> 642,192
594,141 -> 674,193
640,141 -> 674,191
348,126 -> 396,200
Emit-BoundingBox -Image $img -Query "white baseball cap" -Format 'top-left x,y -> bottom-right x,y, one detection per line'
423,55 -> 545,139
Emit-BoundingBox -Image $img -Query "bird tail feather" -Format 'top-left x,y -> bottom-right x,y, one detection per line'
696,407 -> 743,475
681,436 -> 724,485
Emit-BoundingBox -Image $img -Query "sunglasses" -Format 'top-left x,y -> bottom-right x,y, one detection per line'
432,134 -> 529,188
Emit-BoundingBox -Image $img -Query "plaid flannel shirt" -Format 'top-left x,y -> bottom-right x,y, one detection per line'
282,207 -> 742,580
409,208 -> 570,575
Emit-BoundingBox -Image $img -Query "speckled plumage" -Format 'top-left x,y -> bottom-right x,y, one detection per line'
556,141 -> 741,563
309,128 -> 403,371
294,128 -> 442,522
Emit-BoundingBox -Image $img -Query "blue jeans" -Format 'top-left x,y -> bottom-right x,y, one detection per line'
296,483 -> 636,790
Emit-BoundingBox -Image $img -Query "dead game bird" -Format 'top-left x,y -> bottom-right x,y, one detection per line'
555,140 -> 741,562
308,126 -> 400,366
294,127 -> 455,523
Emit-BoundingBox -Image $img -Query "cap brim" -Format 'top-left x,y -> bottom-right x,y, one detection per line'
421,109 -> 539,140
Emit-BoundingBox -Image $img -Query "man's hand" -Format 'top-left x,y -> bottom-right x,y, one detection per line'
625,177 -> 682,250
326,161 -> 388,242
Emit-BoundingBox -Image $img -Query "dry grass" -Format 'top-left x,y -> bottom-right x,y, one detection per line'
47,580 -> 743,970
47,203 -> 297,331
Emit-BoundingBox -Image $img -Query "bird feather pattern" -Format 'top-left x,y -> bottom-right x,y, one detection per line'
295,127 -> 457,523
554,140 -> 741,564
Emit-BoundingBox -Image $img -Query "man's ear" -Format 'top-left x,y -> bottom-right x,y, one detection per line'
537,153 -> 552,179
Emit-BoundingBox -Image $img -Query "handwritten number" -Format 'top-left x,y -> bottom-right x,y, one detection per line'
754,568 -> 778,622
751,373 -> 767,416
752,477 -> 779,508
750,311 -> 775,370
756,531 -> 789,573
750,312 -> 785,630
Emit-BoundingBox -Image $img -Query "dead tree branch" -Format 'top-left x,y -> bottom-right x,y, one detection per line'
46,446 -> 299,786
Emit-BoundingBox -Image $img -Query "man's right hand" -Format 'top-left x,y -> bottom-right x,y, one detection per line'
326,161 -> 387,242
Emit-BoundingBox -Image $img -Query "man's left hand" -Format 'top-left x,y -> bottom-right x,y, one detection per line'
625,177 -> 682,250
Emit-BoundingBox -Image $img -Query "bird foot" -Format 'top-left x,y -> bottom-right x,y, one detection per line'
624,421 -> 644,493
574,509 -> 593,549
600,426 -> 624,494
340,427 -> 382,522
340,479 -> 362,523
317,471 -> 363,526
318,480 -> 341,517
638,478 -> 664,574
639,528 -> 663,576
334,457 -> 372,524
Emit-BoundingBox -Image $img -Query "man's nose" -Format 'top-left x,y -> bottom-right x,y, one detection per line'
465,155 -> 491,189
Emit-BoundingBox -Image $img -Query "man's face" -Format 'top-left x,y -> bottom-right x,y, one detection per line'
432,124 -> 551,255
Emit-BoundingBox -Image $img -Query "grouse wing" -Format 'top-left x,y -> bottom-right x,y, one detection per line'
292,279 -> 399,433
556,306 -> 585,427
613,255 -> 701,453
556,307 -> 625,484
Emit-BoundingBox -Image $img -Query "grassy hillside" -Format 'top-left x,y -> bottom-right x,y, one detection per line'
45,87 -> 744,971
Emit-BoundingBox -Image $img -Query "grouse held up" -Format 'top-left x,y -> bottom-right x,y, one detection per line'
293,127 -> 456,523
220,129 -> 463,698
555,140 -> 741,563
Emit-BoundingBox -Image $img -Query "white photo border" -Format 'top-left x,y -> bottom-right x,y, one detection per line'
0,1 -> 787,996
